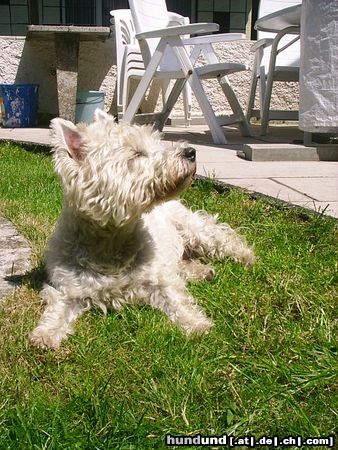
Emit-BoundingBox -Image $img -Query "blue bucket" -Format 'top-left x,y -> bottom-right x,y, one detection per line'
0,84 -> 39,128
75,91 -> 105,124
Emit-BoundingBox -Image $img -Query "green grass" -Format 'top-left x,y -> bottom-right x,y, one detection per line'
0,141 -> 337,449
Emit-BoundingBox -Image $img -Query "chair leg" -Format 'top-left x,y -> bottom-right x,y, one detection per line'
123,39 -> 167,123
169,36 -> 227,145
142,80 -> 162,113
246,77 -> 257,122
219,76 -> 252,137
160,79 -> 171,105
246,55 -> 259,123
258,68 -> 266,120
303,132 -> 312,146
198,42 -> 250,137
157,79 -> 187,130
111,79 -> 121,120
182,84 -> 192,126
161,79 -> 191,127
260,76 -> 273,136
188,71 -> 227,144
260,38 -> 279,136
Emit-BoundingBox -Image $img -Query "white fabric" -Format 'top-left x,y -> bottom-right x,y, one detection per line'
299,0 -> 338,132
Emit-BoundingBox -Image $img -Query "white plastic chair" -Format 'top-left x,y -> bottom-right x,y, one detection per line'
123,0 -> 251,145
246,0 -> 301,135
111,9 -> 192,125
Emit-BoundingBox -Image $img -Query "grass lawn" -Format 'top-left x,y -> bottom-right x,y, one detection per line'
0,141 -> 337,449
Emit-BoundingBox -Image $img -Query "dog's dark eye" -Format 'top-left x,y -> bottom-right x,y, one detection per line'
134,151 -> 146,158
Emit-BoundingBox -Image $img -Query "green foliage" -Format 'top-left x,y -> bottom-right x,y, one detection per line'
0,143 -> 337,449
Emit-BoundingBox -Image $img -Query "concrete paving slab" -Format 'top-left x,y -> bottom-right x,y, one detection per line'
163,123 -> 305,146
292,201 -> 338,218
256,125 -> 304,143
197,161 -> 338,179
273,177 -> 338,202
0,127 -> 51,146
224,178 -> 312,203
194,146 -> 243,162
240,143 -> 338,161
0,217 -> 31,302
163,125 -> 262,145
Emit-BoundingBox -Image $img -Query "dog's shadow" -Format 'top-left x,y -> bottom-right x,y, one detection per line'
5,263 -> 47,291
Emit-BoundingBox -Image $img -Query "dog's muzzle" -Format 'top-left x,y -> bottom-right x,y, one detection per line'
182,147 -> 196,163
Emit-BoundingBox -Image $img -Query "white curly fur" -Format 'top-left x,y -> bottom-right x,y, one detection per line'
30,110 -> 255,349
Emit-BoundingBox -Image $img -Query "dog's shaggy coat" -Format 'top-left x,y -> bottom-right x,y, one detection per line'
31,110 -> 254,349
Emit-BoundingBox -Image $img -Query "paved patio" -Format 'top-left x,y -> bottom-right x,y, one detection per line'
0,123 -> 337,218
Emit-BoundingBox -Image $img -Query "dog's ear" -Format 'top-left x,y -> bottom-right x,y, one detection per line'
93,108 -> 110,122
50,118 -> 85,161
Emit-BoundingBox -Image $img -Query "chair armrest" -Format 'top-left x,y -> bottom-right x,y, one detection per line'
250,38 -> 273,52
135,23 -> 219,40
183,33 -> 246,45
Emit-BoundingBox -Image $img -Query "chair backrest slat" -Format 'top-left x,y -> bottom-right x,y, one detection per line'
129,0 -> 171,64
111,9 -> 138,71
129,0 -> 185,71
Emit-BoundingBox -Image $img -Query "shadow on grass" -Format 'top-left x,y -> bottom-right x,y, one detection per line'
5,263 -> 47,291
1,140 -> 51,156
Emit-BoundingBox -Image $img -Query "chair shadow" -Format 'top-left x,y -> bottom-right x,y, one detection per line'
17,142 -> 51,155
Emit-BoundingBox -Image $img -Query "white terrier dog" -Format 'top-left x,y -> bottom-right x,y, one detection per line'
31,110 -> 254,349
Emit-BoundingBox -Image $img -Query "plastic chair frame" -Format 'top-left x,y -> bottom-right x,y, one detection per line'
124,0 -> 251,145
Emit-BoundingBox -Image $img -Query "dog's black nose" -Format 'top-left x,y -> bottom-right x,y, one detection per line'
183,147 -> 196,162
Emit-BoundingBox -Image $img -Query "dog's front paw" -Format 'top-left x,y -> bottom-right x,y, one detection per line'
180,260 -> 215,282
181,315 -> 214,335
238,246 -> 256,266
204,267 -> 215,281
193,265 -> 215,282
30,328 -> 63,350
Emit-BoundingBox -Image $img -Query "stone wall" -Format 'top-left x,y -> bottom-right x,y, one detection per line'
0,35 -> 299,123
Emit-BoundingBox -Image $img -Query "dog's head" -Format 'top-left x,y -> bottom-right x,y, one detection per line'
51,110 -> 196,228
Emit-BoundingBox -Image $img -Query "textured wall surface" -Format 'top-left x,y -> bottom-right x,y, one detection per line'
0,35 -> 299,121
0,36 -> 117,117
